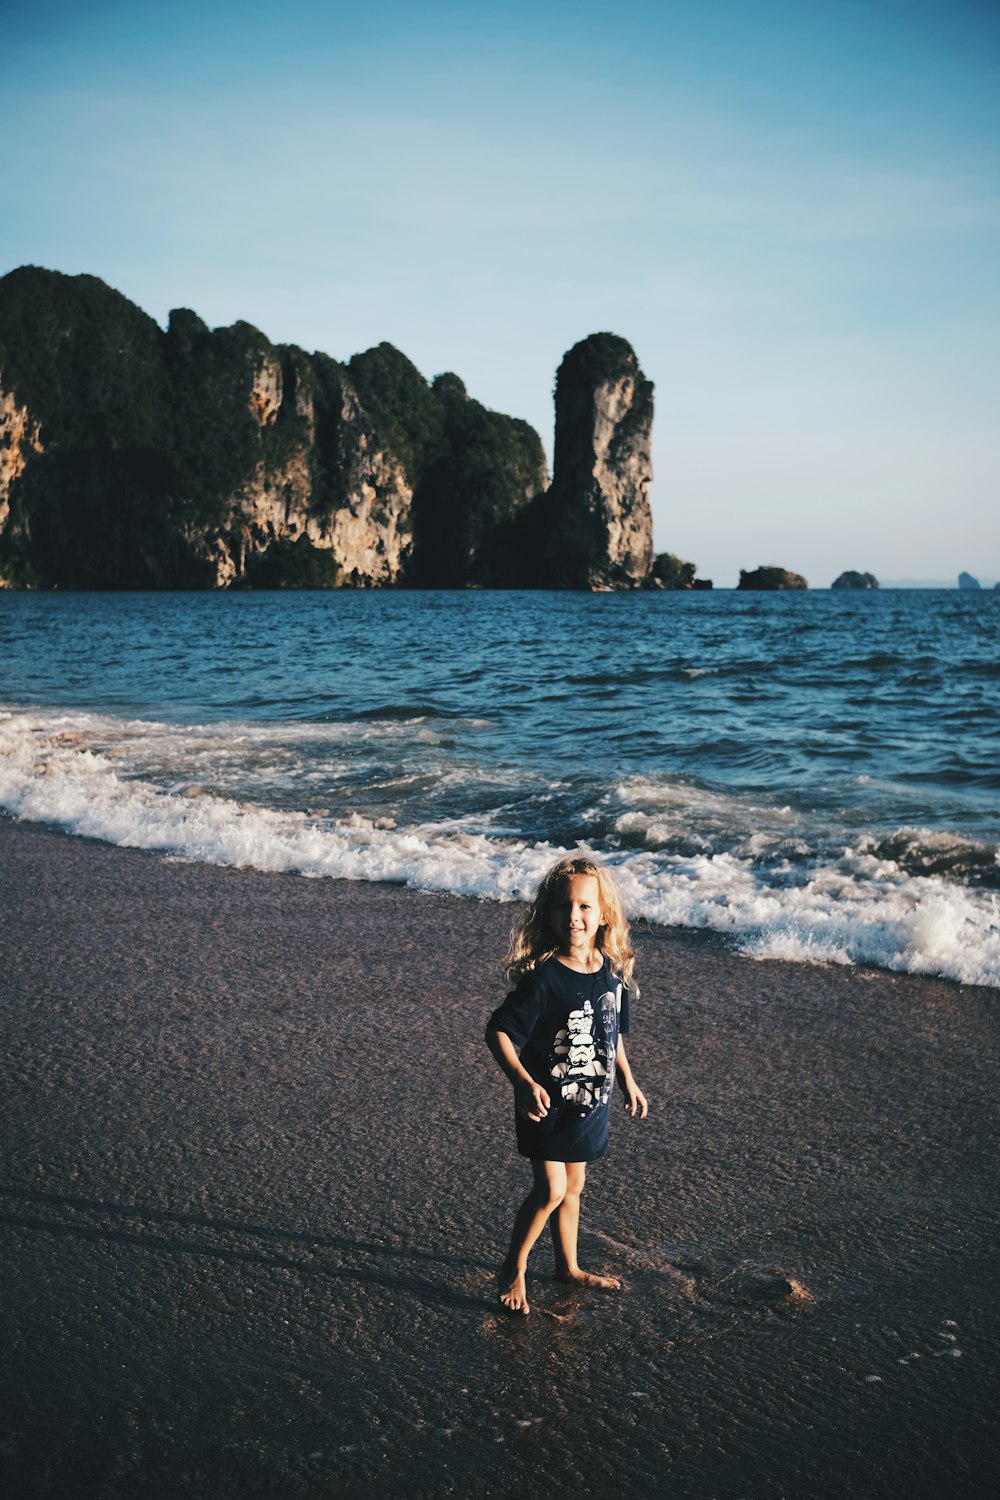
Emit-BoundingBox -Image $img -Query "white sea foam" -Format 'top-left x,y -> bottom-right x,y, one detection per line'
2,709 -> 998,989
598,775 -> 818,859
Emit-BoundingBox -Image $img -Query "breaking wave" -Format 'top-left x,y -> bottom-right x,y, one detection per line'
2,707 -> 997,990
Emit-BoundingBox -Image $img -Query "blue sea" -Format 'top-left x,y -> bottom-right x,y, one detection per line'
1,589 -> 998,986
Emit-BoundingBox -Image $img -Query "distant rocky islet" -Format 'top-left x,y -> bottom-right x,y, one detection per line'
738,565 -> 809,591
831,569 -> 879,591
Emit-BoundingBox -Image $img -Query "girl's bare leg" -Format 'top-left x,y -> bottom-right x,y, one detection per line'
498,1160 -> 567,1314
550,1161 -> 621,1290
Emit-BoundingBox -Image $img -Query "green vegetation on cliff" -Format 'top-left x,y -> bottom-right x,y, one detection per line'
347,342 -> 443,483
653,552 -> 697,589
163,311 -> 303,534
0,267 -> 549,589
413,373 -> 546,586
347,349 -> 547,585
0,269 -> 184,586
552,331 -> 654,484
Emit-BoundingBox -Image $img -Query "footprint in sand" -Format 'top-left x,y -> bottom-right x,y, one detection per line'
716,1266 -> 815,1311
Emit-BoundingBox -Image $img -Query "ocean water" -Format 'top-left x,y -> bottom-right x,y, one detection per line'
1,588 -> 998,987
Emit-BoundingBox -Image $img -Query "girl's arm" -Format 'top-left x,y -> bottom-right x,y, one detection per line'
615,1036 -> 648,1118
485,1027 -> 551,1122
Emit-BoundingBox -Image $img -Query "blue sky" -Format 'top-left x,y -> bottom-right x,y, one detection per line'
4,0 -> 999,585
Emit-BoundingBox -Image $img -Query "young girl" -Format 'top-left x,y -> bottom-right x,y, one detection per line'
486,855 -> 647,1315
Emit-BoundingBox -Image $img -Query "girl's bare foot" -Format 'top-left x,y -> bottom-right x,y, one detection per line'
556,1268 -> 621,1290
498,1269 -> 530,1314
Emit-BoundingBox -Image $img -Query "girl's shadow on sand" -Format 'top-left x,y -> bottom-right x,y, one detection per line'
0,1181 -> 488,1312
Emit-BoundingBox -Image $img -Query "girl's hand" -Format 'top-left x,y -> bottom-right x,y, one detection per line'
515,1078 -> 550,1122
622,1080 -> 648,1119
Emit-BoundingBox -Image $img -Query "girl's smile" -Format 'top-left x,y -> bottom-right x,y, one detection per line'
549,874 -> 605,968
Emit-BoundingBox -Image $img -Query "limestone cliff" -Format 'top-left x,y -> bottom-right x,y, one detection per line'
0,271 -> 421,588
539,333 -> 654,589
184,343 -> 413,589
347,348 -> 547,587
161,313 -> 415,589
0,374 -> 44,577
0,269 -> 641,591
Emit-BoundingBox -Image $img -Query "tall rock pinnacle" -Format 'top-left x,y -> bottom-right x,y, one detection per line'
544,333 -> 654,589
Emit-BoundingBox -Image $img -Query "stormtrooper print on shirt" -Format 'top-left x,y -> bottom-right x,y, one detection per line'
550,991 -> 616,1112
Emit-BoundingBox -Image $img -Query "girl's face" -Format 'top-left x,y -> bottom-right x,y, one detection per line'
549,873 -> 605,957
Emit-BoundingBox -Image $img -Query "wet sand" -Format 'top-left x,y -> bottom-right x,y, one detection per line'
1,815 -> 998,1498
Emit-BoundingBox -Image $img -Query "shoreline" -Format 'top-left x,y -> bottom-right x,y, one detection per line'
2,814 -> 998,1498
3,808 -> 995,994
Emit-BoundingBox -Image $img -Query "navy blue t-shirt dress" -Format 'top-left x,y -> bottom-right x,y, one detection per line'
488,954 -> 631,1163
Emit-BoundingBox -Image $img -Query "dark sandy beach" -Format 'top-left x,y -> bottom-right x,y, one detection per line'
1,815 -> 997,1498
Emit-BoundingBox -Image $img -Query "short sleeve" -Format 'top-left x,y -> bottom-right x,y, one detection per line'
487,970 -> 546,1049
619,977 -> 632,1037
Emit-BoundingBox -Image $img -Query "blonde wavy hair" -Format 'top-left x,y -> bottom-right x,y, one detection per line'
505,855 -> 635,988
